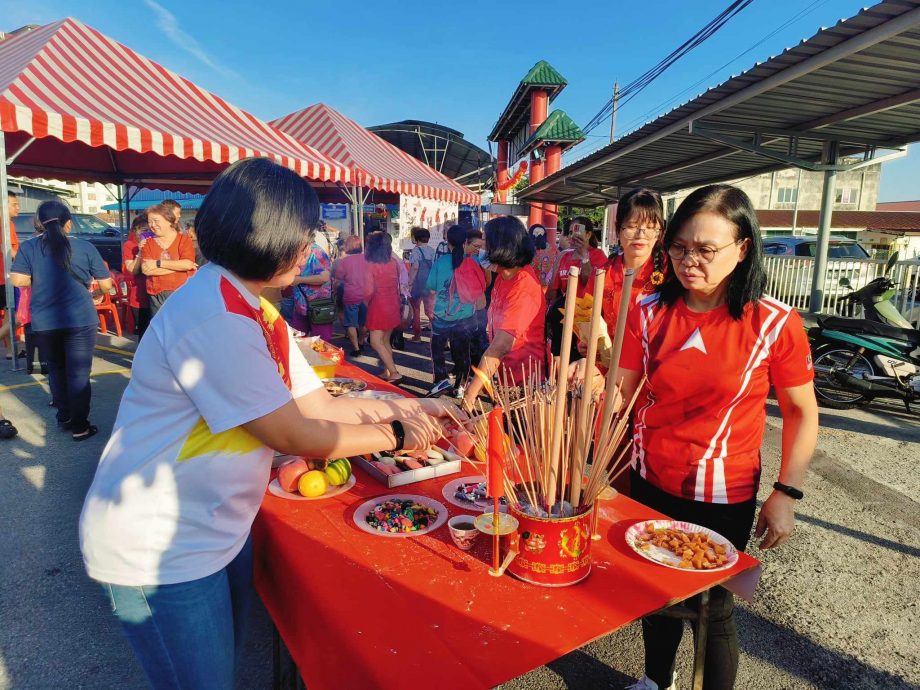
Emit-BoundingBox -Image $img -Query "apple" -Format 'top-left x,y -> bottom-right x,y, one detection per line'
278,458 -> 309,492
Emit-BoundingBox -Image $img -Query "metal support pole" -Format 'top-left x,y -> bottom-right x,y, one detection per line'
602,82 -> 620,251
1,132 -> 20,370
810,141 -> 839,312
791,167 -> 802,233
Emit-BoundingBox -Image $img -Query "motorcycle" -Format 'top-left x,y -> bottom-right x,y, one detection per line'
809,253 -> 920,411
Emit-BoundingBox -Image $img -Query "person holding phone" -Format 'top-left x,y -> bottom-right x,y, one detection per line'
545,216 -> 607,358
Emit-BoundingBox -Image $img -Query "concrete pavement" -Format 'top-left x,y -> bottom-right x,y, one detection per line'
1,329 -> 918,689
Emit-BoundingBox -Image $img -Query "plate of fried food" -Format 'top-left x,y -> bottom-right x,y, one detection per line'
321,378 -> 367,397
625,520 -> 738,572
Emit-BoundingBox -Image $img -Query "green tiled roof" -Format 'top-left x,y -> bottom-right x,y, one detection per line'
521,60 -> 568,88
532,110 -> 584,143
488,61 -> 569,141
518,110 -> 585,156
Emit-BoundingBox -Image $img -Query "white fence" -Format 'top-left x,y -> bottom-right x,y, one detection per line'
763,255 -> 920,329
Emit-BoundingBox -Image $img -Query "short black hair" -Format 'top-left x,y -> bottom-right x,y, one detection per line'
484,215 -> 535,268
528,223 -> 548,251
411,227 -> 430,243
7,190 -> 17,198
196,158 -> 319,281
658,184 -> 766,320
465,228 -> 483,242
364,230 -> 392,263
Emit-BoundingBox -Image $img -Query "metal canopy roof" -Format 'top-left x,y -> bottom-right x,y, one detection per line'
368,120 -> 493,192
518,1 -> 920,208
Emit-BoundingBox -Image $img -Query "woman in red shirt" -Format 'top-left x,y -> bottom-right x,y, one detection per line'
585,189 -> 666,363
122,214 -> 151,338
616,185 -> 818,690
140,203 -> 197,316
546,216 -> 607,358
463,216 -> 545,408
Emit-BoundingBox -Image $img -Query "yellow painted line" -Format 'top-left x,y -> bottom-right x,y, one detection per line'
95,344 -> 136,357
0,368 -> 132,392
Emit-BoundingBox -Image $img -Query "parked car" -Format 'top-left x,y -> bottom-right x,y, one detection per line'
762,236 -> 872,303
15,212 -> 124,270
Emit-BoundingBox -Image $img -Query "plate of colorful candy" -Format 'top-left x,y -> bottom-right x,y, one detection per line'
352,494 -> 447,538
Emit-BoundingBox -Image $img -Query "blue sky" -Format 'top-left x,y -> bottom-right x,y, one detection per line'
7,0 -> 918,201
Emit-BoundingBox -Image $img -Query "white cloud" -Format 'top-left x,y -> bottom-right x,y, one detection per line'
143,0 -> 237,79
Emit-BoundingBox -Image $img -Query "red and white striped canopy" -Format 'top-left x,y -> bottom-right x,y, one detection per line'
272,103 -> 479,205
0,19 -> 350,186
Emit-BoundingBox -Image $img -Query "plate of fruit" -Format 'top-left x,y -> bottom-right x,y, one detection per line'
352,494 -> 447,537
269,457 -> 356,501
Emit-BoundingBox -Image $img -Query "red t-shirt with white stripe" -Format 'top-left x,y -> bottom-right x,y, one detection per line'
620,294 -> 814,504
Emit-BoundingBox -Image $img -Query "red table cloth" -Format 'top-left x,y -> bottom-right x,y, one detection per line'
253,361 -> 761,689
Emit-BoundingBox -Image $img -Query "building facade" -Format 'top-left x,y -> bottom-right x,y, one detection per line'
663,161 -> 882,218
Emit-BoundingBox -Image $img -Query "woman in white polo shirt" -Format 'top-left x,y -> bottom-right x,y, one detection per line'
79,158 -> 456,689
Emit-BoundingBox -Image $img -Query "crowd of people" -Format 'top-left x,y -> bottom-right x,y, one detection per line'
1,165 -> 819,690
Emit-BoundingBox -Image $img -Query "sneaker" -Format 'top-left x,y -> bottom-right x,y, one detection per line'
426,379 -> 454,397
625,675 -> 675,690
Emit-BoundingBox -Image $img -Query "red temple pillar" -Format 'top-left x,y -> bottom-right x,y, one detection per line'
496,140 -> 509,204
543,144 -> 562,244
527,90 -> 549,228
528,155 -> 545,228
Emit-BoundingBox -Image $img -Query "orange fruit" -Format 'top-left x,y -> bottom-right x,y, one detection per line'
297,470 -> 328,497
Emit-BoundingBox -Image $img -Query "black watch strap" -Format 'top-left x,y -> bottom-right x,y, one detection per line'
390,420 -> 405,452
773,481 -> 804,500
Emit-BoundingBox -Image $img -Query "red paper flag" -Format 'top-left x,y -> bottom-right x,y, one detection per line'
487,407 -> 505,499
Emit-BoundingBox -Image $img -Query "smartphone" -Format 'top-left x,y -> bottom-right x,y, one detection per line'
571,222 -> 586,239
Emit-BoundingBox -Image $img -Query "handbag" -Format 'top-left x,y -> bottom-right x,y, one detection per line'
308,297 -> 336,326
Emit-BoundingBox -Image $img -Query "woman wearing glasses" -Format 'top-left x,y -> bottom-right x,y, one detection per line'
616,185 -> 818,690
586,188 -> 666,360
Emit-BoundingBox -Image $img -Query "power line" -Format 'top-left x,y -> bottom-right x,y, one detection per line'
582,0 -> 755,135
565,0 -> 832,165
615,0 -> 833,136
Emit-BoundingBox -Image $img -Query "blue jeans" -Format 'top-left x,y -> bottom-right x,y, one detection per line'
104,535 -> 254,690
33,324 -> 97,432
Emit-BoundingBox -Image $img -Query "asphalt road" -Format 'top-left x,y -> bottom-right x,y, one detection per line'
0,328 -> 918,690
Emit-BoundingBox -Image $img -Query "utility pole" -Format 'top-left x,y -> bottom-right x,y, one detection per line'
602,82 -> 620,250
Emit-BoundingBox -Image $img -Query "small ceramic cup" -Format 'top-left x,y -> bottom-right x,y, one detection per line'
448,515 -> 480,551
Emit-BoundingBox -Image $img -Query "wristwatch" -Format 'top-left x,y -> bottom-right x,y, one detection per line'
773,481 -> 804,500
156,259 -> 161,268
390,420 -> 405,452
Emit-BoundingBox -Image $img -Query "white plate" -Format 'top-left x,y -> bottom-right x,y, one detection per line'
625,520 -> 739,572
352,494 -> 448,538
441,476 -> 508,512
342,389 -> 405,400
267,474 -> 356,501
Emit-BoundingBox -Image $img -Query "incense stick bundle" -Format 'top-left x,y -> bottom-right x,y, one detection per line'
546,267 -> 580,511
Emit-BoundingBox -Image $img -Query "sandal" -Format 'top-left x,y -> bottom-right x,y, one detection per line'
0,419 -> 17,440
72,425 -> 99,442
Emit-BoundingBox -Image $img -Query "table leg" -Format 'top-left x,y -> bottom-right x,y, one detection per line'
692,589 -> 711,690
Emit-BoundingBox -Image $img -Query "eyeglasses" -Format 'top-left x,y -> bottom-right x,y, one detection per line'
667,240 -> 743,264
620,226 -> 660,239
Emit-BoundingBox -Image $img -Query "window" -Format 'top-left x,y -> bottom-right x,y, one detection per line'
87,193 -> 97,201
793,242 -> 870,259
776,187 -> 798,204
835,188 -> 858,204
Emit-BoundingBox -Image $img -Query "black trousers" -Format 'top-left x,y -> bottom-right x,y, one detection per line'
148,291 -> 174,317
34,325 -> 97,433
630,471 -> 757,690
431,315 -> 479,384
132,307 -> 151,339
